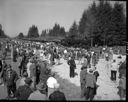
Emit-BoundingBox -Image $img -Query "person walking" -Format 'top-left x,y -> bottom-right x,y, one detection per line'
15,78 -> 33,100
85,68 -> 96,100
67,56 -> 76,78
118,74 -> 126,100
80,66 -> 88,98
49,83 -> 66,101
110,60 -> 118,81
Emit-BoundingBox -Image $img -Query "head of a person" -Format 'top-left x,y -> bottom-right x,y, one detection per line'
113,59 -> 116,63
36,82 -> 47,94
24,78 -> 32,86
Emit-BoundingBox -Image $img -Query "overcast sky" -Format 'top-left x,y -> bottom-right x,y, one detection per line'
0,0 -> 126,37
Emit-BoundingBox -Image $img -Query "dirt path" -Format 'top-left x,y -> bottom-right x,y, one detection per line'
51,55 -> 126,100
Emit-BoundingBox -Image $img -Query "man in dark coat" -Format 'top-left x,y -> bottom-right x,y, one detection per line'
67,56 -> 76,78
85,68 -> 96,100
15,78 -> 33,100
80,66 -> 88,98
5,65 -> 19,98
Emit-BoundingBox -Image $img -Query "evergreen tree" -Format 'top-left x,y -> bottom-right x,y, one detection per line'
27,25 -> 39,38
78,10 -> 88,38
69,21 -> 78,38
18,32 -> 24,38
110,2 -> 126,45
0,24 -> 7,38
59,27 -> 66,37
41,30 -> 47,37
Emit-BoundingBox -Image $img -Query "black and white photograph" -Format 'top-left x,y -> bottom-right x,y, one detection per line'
0,0 -> 126,100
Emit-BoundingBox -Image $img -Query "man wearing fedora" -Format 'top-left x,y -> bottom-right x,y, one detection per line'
28,82 -> 48,100
15,77 -> 33,100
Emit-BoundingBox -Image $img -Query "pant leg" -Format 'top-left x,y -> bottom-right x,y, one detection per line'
81,83 -> 85,98
70,67 -> 72,77
85,87 -> 90,100
89,88 -> 94,100
11,84 -> 16,97
113,71 -> 117,81
111,70 -> 114,80
7,85 -> 11,97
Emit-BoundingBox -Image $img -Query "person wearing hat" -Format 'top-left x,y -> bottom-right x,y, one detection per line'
49,83 -> 66,101
110,59 -> 119,81
85,68 -> 96,100
5,64 -> 19,98
118,74 -> 126,100
15,77 -> 33,100
67,56 -> 76,78
28,82 -> 48,100
80,66 -> 88,98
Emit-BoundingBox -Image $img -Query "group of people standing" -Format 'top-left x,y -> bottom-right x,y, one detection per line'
0,39 -> 126,100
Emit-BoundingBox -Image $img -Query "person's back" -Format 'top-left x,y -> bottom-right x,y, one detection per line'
5,69 -> 18,86
39,61 -> 48,81
29,63 -> 36,78
49,90 -> 66,101
15,84 -> 33,100
28,90 -> 48,100
85,73 -> 96,88
80,68 -> 87,84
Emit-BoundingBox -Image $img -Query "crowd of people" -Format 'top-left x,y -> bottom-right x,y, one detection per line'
0,39 -> 126,100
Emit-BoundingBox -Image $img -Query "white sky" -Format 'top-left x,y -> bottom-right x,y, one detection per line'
0,0 -> 126,37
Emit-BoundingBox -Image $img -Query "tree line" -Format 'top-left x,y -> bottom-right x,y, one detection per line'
0,0 -> 126,46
